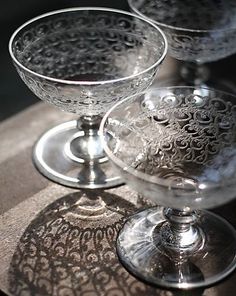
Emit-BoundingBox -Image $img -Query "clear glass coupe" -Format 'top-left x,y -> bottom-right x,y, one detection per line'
128,0 -> 236,90
101,86 -> 236,289
9,7 -> 167,189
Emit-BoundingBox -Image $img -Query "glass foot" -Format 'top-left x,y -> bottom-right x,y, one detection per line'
33,120 -> 123,189
117,207 -> 236,289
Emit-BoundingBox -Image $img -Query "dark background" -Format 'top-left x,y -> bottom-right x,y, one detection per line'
0,0 -> 129,122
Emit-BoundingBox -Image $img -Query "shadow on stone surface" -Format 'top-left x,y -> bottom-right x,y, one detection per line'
8,189 -> 206,296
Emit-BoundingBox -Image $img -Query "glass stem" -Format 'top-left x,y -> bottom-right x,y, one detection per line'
67,115 -> 105,164
77,115 -> 102,136
180,61 -> 210,85
161,208 -> 204,258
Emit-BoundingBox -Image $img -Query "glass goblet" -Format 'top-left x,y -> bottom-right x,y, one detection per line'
101,86 -> 236,289
128,0 -> 236,91
9,7 -> 167,189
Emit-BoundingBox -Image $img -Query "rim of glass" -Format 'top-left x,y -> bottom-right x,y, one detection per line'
9,6 -> 168,86
100,86 -> 236,190
128,0 -> 236,33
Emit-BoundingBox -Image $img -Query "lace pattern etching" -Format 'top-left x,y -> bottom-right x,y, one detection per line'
107,89 -> 236,183
129,0 -> 236,62
11,9 -> 166,115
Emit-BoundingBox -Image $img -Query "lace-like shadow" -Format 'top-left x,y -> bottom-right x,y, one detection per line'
7,190 -> 183,296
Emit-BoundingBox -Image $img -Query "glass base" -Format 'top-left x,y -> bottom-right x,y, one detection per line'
117,207 -> 236,289
33,120 -> 123,189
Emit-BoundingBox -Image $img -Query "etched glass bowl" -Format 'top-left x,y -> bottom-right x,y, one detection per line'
128,0 -> 236,88
101,86 -> 236,288
9,7 -> 167,189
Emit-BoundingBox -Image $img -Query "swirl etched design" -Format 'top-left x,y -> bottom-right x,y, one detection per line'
112,91 -> 236,179
129,0 -> 236,62
102,88 -> 236,208
11,9 -> 166,115
106,88 -> 236,185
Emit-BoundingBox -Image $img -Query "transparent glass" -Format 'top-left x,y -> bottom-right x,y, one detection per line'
9,7 -> 167,189
100,86 -> 236,289
128,0 -> 236,91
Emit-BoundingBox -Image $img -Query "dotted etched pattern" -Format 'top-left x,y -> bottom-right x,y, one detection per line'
129,0 -> 236,62
12,10 -> 165,115
108,90 -> 236,182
